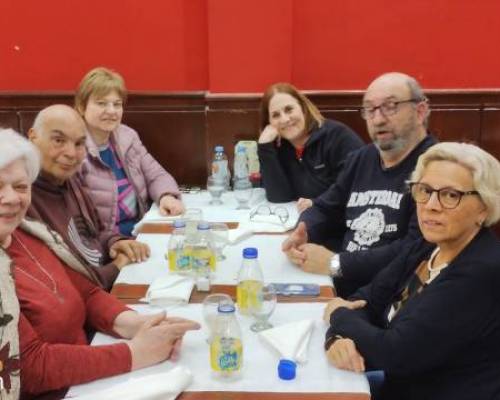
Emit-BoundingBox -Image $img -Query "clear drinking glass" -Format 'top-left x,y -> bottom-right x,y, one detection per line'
202,293 -> 234,343
207,176 -> 225,205
250,284 -> 277,332
183,208 -> 203,240
209,223 -> 229,261
233,178 -> 253,210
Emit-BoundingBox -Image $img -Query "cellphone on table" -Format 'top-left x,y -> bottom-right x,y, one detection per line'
271,283 -> 320,296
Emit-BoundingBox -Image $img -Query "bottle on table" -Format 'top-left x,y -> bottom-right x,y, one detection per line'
236,247 -> 263,315
210,303 -> 243,380
167,219 -> 191,273
191,221 -> 216,276
211,145 -> 231,190
233,145 -> 249,181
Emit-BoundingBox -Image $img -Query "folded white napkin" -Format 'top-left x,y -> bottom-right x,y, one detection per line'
132,205 -> 183,235
141,275 -> 194,306
70,366 -> 192,400
258,319 -> 315,364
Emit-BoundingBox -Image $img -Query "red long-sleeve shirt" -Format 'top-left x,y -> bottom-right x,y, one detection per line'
7,229 -> 132,399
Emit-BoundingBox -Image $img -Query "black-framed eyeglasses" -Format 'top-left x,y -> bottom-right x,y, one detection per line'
409,182 -> 479,210
250,205 -> 289,224
360,98 -> 423,120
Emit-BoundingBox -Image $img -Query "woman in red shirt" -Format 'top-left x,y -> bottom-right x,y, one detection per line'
0,128 -> 200,400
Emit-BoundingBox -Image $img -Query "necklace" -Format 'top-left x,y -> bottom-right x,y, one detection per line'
12,233 -> 64,303
426,247 -> 449,283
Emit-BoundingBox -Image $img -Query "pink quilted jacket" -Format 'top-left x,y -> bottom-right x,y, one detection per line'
81,124 -> 180,233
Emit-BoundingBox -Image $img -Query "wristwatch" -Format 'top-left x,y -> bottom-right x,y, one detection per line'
329,254 -> 342,277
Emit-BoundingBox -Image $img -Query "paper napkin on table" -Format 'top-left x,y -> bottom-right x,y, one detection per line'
258,319 -> 315,364
70,366 -> 192,400
131,206 -> 183,235
140,275 -> 194,306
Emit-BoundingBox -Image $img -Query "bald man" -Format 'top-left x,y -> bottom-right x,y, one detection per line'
283,72 -> 437,297
28,105 -> 150,290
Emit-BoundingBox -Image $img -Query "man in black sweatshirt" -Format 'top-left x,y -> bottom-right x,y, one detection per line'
283,72 -> 437,297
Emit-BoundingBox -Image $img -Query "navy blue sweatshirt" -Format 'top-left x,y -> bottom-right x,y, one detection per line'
300,135 -> 437,296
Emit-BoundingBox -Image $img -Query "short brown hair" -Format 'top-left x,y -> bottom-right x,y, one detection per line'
259,82 -> 324,133
74,67 -> 127,115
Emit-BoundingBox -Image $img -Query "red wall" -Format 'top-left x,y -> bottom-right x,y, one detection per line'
0,0 -> 208,91
1,0 -> 500,92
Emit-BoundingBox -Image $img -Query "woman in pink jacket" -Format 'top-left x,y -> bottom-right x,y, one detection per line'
75,67 -> 184,236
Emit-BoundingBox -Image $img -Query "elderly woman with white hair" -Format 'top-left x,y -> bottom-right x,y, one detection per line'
0,129 -> 199,399
323,142 -> 500,400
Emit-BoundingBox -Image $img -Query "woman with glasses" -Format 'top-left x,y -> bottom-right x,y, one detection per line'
75,67 -> 184,237
257,83 -> 363,210
323,142 -> 500,400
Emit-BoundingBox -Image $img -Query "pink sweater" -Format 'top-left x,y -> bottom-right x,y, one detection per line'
7,229 -> 131,399
82,124 -> 181,234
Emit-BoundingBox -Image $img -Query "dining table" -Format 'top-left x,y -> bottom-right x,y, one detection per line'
66,189 -> 371,400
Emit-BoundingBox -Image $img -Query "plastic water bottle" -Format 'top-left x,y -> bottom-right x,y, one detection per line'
210,303 -> 243,380
233,146 -> 249,181
211,145 -> 230,189
192,222 -> 216,290
167,220 -> 191,273
236,248 -> 263,315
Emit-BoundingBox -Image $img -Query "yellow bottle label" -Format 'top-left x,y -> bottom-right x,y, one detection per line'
236,280 -> 263,315
210,337 -> 243,372
168,248 -> 191,272
192,246 -> 216,272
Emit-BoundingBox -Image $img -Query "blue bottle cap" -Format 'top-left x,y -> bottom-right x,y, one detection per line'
173,219 -> 186,228
215,145 -> 224,152
242,247 -> 258,259
218,303 -> 236,313
278,359 -> 296,380
197,221 -> 211,230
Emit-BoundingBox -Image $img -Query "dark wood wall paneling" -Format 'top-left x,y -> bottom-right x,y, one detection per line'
1,90 -> 499,181
3,90 -> 497,235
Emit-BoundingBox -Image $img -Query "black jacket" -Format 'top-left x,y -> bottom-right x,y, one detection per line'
327,229 -> 500,400
258,119 -> 363,203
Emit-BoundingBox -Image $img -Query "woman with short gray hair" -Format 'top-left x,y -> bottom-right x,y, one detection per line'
324,142 -> 500,399
0,129 -> 199,399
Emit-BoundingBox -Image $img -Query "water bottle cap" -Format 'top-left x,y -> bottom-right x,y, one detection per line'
215,145 -> 224,152
197,221 -> 211,230
278,359 -> 296,380
173,219 -> 186,228
218,303 -> 236,313
242,247 -> 258,259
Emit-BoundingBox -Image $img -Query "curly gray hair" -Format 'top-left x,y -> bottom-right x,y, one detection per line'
0,128 -> 40,182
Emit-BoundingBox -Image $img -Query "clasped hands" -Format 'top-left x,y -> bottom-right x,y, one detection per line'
109,239 -> 151,269
115,310 -> 200,371
323,297 -> 367,373
281,222 -> 332,275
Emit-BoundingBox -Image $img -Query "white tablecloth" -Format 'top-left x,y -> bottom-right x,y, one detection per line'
133,190 -> 300,232
116,233 -> 332,287
67,303 -> 369,397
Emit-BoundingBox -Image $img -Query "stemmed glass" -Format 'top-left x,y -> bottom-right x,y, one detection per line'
233,178 -> 253,209
207,176 -> 225,205
250,284 -> 277,332
202,293 -> 234,343
209,223 -> 229,261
